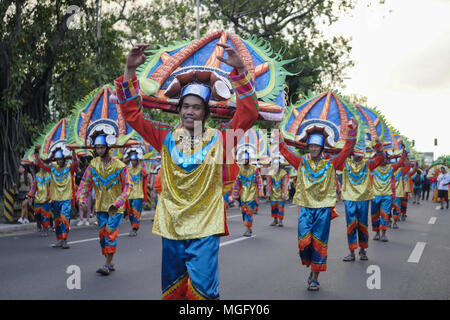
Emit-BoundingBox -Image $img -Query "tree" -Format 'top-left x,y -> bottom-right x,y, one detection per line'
0,0 -> 125,190
202,0 -> 357,103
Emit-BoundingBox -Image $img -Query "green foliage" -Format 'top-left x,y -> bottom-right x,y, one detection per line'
0,0 -> 385,190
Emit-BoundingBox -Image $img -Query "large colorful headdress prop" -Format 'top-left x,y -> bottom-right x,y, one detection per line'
66,85 -> 141,151
133,30 -> 293,121
236,128 -> 268,161
48,140 -> 71,161
124,145 -> 146,161
355,105 -> 396,150
280,91 -> 362,154
22,118 -> 72,163
86,119 -> 119,147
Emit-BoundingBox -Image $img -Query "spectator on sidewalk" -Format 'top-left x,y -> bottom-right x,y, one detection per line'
13,165 -> 33,224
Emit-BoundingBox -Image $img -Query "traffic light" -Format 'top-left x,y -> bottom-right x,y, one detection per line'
434,138 -> 438,146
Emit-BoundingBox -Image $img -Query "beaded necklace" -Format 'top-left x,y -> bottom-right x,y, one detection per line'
373,166 -> 393,185
91,167 -> 122,191
51,166 -> 70,182
301,158 -> 331,185
345,161 -> 368,186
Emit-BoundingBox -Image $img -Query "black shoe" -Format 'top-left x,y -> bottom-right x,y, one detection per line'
96,265 -> 110,275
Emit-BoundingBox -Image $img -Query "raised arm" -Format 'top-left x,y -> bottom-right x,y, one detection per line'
116,44 -> 172,152
34,152 -> 51,172
332,120 -> 359,170
115,75 -> 172,153
279,140 -> 303,169
392,153 -> 407,172
216,43 -> 259,159
408,163 -> 418,177
282,174 -> 289,201
70,152 -> 79,173
142,168 -> 149,203
219,69 -> 259,158
401,161 -> 411,176
367,141 -> 385,171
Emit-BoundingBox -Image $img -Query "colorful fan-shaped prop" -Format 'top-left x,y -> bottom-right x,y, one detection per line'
135,30 -> 294,121
280,91 -> 363,154
22,118 -> 73,163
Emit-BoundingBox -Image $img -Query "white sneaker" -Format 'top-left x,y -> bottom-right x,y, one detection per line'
18,217 -> 24,224
23,219 -> 29,224
84,220 -> 89,226
76,220 -> 84,226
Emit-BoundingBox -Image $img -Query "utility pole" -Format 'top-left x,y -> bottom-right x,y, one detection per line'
196,0 -> 200,39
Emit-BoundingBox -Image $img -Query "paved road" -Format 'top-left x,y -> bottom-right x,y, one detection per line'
0,199 -> 449,300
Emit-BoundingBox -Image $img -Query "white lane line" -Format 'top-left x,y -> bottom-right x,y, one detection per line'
50,233 -> 129,246
227,214 -> 241,219
220,235 -> 254,247
407,242 -> 426,263
428,217 -> 437,224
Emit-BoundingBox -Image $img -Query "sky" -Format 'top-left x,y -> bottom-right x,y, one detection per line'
324,0 -> 450,159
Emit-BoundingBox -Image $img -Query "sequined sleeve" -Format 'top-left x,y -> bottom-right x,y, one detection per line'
266,177 -> 272,198
279,141 -> 302,169
27,179 -> 37,198
76,166 -> 93,204
332,129 -> 357,171
219,69 -> 259,159
115,75 -> 173,153
70,154 -> 79,173
232,178 -> 241,199
34,154 -> 51,172
408,165 -> 417,177
392,155 -> 406,172
282,174 -> 289,200
255,168 -> 264,198
112,166 -> 133,209
401,162 -> 411,176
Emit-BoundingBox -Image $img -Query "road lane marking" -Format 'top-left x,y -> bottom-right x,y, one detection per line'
50,233 -> 129,246
227,214 -> 242,219
220,235 -> 254,247
428,217 -> 437,224
407,242 -> 426,263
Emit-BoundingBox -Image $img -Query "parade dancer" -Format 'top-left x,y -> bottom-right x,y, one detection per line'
279,118 -> 359,291
115,43 -> 258,299
371,151 -> 407,242
34,143 -> 79,249
232,152 -> 264,236
28,165 -> 51,237
124,148 -> 148,237
266,158 -> 289,227
391,160 -> 412,228
341,139 -> 384,262
401,162 -> 418,220
77,124 -> 133,276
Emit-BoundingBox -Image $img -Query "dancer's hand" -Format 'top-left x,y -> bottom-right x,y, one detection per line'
349,117 -> 359,130
216,43 -> 245,74
108,204 -> 118,216
124,44 -> 149,80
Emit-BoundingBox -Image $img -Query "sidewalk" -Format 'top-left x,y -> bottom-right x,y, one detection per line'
0,210 -> 154,236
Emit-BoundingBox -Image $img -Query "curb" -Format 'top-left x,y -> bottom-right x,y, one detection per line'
0,210 -> 154,236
